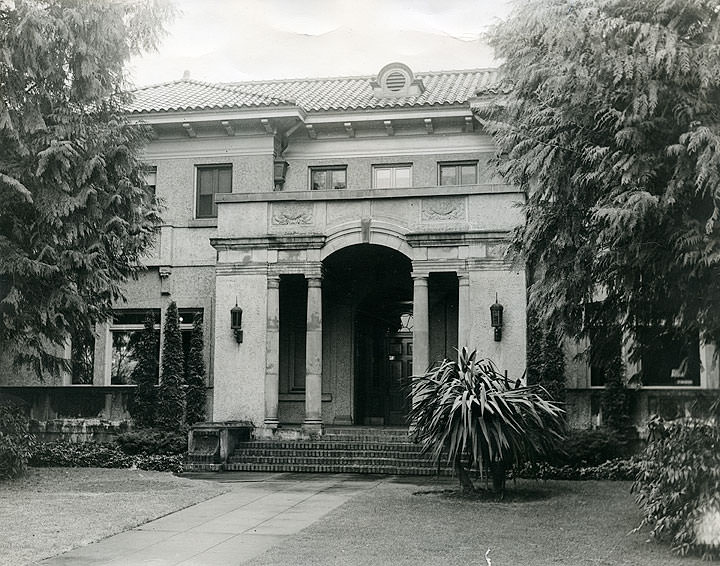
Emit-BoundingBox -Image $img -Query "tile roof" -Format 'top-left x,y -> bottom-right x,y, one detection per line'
128,68 -> 499,114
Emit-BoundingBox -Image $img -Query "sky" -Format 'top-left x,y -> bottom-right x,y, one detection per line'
127,0 -> 512,87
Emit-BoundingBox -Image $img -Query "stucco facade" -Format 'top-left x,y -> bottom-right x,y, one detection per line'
3,63 -> 713,430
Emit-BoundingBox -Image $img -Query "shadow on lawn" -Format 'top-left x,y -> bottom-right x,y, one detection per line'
412,483 -> 557,502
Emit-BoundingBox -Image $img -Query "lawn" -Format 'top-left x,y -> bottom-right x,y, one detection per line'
245,477 -> 705,566
0,467 -> 228,566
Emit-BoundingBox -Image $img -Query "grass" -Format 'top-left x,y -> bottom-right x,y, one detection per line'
244,477 -> 706,566
0,467 -> 228,566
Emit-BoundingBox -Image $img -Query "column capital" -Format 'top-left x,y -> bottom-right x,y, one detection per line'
458,273 -> 470,286
412,274 -> 429,284
267,275 -> 280,289
307,277 -> 323,288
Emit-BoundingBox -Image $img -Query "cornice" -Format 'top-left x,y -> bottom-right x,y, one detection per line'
216,184 -> 520,204
406,230 -> 511,247
211,235 -> 326,250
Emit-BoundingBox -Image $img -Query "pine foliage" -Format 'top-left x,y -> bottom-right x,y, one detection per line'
129,315 -> 159,428
0,0 -> 173,377
156,301 -> 184,430
480,0 -> 720,364
526,307 -> 566,403
184,313 -> 206,425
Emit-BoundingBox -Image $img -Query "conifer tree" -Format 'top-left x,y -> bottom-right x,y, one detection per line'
0,0 -> 173,377
157,301 -> 184,430
129,314 -> 159,428
480,0 -> 720,367
184,313 -> 206,425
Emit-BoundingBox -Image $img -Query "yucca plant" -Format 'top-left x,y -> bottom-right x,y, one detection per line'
409,348 -> 565,494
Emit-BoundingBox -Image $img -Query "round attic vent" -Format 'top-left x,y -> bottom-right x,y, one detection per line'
385,71 -> 407,92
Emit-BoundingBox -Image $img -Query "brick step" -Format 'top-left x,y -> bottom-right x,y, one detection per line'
225,462 -> 453,475
234,441 -> 420,451
229,455 -> 441,467
232,448 -> 428,458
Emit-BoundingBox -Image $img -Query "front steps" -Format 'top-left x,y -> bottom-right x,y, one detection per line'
225,426 -> 453,476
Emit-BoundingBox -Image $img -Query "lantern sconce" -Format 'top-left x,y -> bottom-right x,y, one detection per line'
231,300 -> 243,343
273,160 -> 289,191
490,293 -> 504,342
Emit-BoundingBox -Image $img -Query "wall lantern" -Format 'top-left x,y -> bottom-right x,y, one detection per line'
273,160 -> 289,191
231,301 -> 243,343
490,293 -> 504,342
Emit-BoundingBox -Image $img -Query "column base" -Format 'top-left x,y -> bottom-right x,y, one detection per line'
263,418 -> 279,429
302,420 -> 323,437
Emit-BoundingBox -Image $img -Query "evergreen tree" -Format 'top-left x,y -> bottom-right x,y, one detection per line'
184,313 -> 206,425
526,308 -> 566,403
479,0 -> 720,368
157,301 -> 184,430
0,0 -> 173,377
129,314 -> 159,427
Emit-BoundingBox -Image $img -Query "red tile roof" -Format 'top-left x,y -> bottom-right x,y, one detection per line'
128,69 -> 499,114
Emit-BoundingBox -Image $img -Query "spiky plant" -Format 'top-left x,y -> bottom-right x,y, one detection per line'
409,347 -> 565,494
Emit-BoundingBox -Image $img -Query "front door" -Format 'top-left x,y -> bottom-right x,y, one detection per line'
385,333 -> 412,425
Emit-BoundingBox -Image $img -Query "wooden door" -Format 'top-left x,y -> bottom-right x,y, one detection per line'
385,334 -> 413,426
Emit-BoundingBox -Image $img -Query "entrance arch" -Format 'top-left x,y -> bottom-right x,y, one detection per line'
323,244 -> 413,425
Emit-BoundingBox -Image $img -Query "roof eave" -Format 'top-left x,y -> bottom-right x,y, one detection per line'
128,105 -> 306,125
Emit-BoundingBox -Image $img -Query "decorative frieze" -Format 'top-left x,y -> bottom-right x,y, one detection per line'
271,203 -> 314,225
421,197 -> 466,221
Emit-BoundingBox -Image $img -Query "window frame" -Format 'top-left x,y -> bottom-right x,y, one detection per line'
438,161 -> 478,186
372,163 -> 413,189
109,309 -> 161,386
309,166 -> 348,191
195,164 -> 232,219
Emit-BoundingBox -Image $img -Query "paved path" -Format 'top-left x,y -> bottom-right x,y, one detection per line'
41,472 -> 382,566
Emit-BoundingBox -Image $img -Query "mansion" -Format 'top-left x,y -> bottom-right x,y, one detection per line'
1,63 -> 717,432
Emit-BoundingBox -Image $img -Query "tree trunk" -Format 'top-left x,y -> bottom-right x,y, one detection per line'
455,454 -> 474,494
490,459 -> 506,496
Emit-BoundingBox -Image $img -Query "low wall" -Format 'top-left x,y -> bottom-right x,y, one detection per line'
29,419 -> 131,443
0,386 -> 133,421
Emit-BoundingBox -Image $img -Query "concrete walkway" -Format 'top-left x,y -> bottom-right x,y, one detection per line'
41,472 -> 382,566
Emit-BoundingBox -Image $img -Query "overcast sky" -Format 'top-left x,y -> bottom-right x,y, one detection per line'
127,0 -> 512,87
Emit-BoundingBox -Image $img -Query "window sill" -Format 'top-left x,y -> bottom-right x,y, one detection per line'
279,393 -> 332,402
188,218 -> 218,228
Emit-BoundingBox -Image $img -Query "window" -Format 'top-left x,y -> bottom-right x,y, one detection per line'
584,302 -> 622,387
196,165 -> 232,218
110,310 -> 160,385
439,162 -> 478,186
310,167 -> 347,190
144,166 -> 157,197
372,164 -> 412,189
639,328 -> 700,386
70,326 -> 95,385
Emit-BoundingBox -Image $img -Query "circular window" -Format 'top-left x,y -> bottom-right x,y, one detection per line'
385,71 -> 407,92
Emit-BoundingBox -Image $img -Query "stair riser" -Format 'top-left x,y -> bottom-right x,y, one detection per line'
225,463 -> 453,475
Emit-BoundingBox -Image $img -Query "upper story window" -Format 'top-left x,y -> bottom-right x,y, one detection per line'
439,161 -> 478,186
310,167 -> 347,190
196,165 -> 232,218
372,164 -> 412,189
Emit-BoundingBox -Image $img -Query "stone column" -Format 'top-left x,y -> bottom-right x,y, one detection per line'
304,277 -> 323,433
264,276 -> 280,428
700,342 -> 719,389
458,273 -> 470,353
413,275 -> 430,374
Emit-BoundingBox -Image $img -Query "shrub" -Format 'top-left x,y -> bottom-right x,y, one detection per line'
30,441 -> 183,473
633,416 -> 720,560
410,347 -> 565,494
157,301 -> 185,430
129,314 -> 159,427
526,308 -> 566,403
115,428 -> 187,456
516,457 -> 641,481
0,405 -> 35,479
184,313 -> 207,425
545,427 -> 637,468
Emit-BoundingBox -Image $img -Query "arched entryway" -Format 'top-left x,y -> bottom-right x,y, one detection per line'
323,244 -> 413,425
